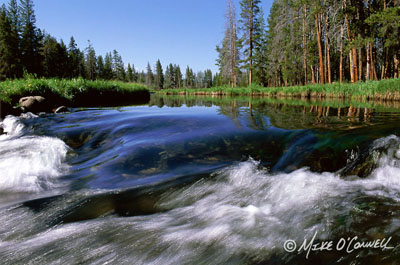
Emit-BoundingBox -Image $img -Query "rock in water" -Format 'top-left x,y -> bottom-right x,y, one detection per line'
54,106 -> 69,114
19,96 -> 48,113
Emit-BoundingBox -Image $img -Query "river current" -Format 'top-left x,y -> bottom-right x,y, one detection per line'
0,96 -> 400,264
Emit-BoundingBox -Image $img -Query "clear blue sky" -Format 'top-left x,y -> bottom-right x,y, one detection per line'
1,0 -> 273,73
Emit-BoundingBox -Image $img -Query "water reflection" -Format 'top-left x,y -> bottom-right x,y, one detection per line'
150,94 -> 400,131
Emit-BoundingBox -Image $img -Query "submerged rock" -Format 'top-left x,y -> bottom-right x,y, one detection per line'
19,96 -> 49,113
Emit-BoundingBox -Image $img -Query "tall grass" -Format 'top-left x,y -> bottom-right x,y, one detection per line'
0,77 -> 148,105
159,79 -> 400,101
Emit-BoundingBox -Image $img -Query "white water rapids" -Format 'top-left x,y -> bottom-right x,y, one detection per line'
0,115 -> 69,193
0,118 -> 399,265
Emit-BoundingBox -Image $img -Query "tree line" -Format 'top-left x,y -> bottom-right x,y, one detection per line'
0,0 -> 214,89
217,0 -> 400,87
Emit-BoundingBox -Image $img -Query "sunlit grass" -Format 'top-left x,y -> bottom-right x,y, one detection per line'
0,77 -> 148,104
159,79 -> 400,101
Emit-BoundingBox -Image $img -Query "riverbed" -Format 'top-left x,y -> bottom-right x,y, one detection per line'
0,95 -> 399,264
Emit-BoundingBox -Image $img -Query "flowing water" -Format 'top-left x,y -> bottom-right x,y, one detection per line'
1,95 -> 400,264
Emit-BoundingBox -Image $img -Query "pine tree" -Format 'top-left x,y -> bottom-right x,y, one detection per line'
139,70 -> 146,84
67,36 -> 81,78
167,64 -> 177,88
216,34 -> 231,85
238,0 -> 261,86
97,55 -> 105,79
164,64 -> 172,89
204,69 -> 213,88
41,35 -> 68,77
146,62 -> 154,87
58,40 -> 69,77
85,41 -> 97,80
366,7 -> 400,79
127,63 -> 133,82
253,8 -> 268,86
7,0 -> 22,77
0,5 -> 20,79
216,0 -> 239,87
174,64 -> 182,88
131,63 -> 138,82
185,66 -> 194,88
20,0 -> 42,75
8,0 -> 20,32
155,59 -> 164,90
103,52 -> 113,80
112,50 -> 125,81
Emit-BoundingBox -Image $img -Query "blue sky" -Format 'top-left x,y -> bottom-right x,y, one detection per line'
1,0 -> 273,73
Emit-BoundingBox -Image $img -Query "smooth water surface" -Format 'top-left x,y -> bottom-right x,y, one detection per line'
1,95 -> 400,264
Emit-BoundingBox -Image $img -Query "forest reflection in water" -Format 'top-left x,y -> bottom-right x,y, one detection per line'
150,94 -> 400,131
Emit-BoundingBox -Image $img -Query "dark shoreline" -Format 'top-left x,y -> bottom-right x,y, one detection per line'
0,90 -> 150,119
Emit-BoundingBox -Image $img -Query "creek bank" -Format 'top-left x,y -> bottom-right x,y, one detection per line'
0,78 -> 150,118
0,90 -> 151,118
158,78 -> 400,101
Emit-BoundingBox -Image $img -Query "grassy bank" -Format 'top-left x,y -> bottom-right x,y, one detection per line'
158,79 -> 400,101
0,78 -> 149,107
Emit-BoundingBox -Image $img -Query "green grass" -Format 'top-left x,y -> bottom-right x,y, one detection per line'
0,77 -> 149,106
158,79 -> 400,101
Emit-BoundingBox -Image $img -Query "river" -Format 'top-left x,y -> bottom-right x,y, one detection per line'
0,95 -> 400,264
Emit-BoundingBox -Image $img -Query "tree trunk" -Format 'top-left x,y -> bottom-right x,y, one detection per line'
349,51 -> 354,82
365,0 -> 370,80
381,0 -> 387,79
324,37 -> 328,83
315,14 -> 325,84
340,25 -> 344,83
311,65 -> 315,84
381,48 -> 389,79
344,0 -> 358,82
248,1 -> 253,86
228,0 -> 237,87
325,14 -> 331,84
352,48 -> 358,82
358,42 -> 363,81
370,43 -> 377,80
384,47 -> 389,79
303,5 -> 307,85
366,45 -> 370,80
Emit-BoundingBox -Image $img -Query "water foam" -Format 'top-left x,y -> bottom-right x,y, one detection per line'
1,136 -> 400,264
0,115 -> 70,192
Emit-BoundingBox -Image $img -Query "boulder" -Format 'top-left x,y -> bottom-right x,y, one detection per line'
0,127 -> 3,135
19,96 -> 49,113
